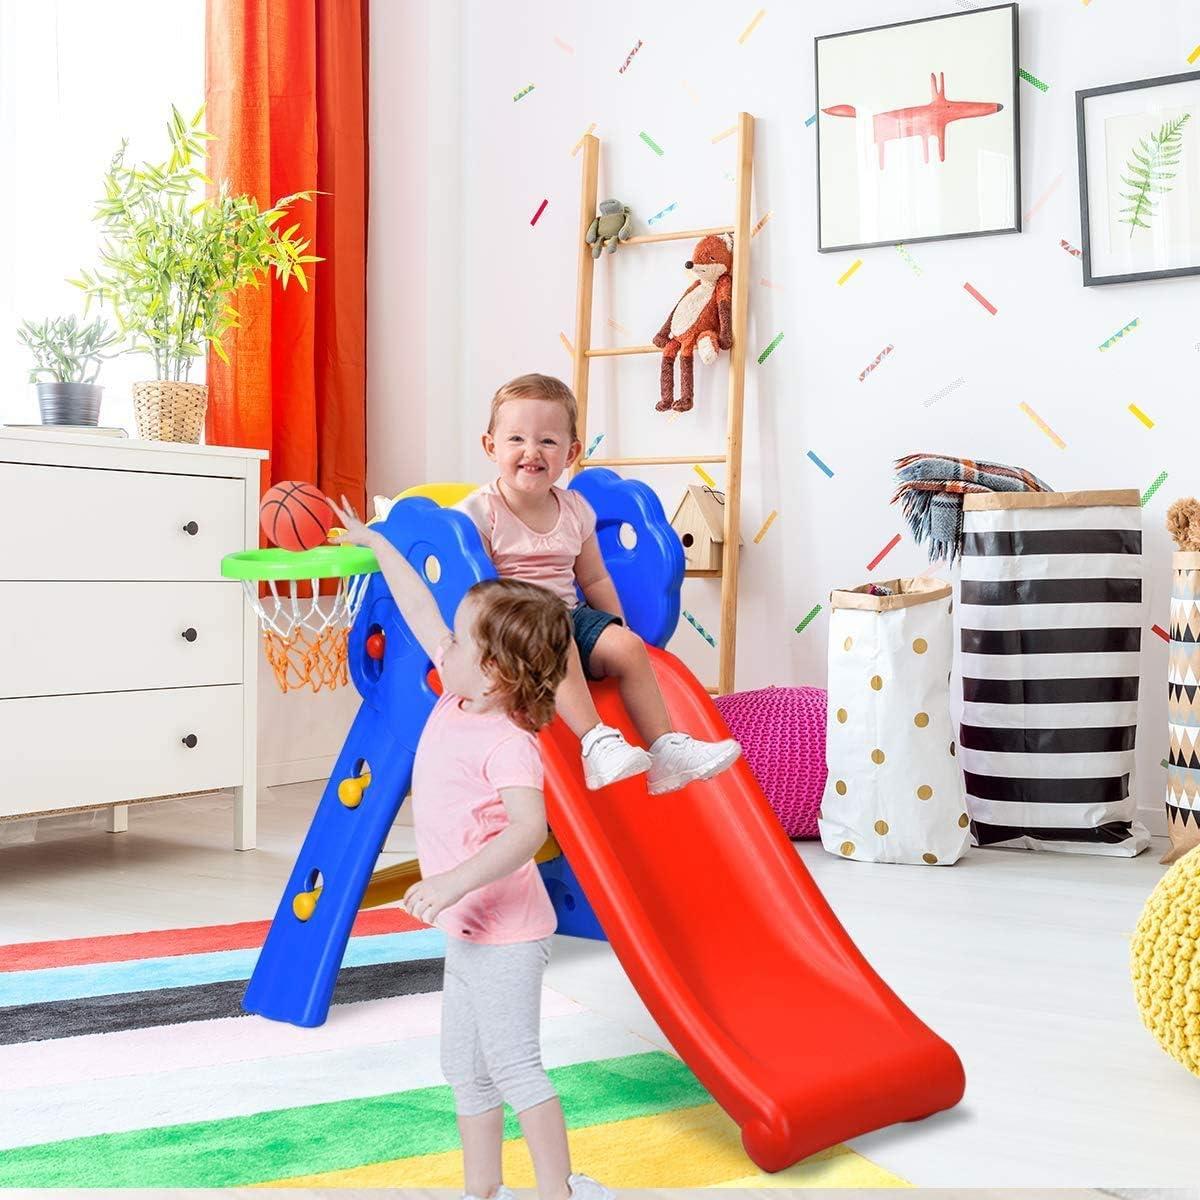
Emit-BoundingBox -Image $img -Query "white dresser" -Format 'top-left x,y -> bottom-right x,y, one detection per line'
0,429 -> 266,849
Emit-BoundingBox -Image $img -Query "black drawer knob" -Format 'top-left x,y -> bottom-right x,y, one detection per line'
182,733 -> 198,748
183,521 -> 199,536
182,628 -> 198,642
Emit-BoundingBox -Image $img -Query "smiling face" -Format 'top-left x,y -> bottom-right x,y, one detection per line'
482,395 -> 581,498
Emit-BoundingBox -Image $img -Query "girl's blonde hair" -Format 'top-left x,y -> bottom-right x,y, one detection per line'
488,373 -> 579,443
467,578 -> 572,733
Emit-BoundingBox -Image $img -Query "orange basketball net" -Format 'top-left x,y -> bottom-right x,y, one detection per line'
240,575 -> 370,693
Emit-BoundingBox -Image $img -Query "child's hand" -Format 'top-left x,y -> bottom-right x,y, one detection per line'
403,871 -> 467,927
327,495 -> 379,550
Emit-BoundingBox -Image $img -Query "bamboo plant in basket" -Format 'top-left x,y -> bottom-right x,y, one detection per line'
72,105 -> 319,443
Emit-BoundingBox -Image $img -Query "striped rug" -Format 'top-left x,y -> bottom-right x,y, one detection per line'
0,914 -> 906,1188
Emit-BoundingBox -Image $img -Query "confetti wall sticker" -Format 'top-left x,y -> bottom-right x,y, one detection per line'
804,113 -> 817,127
895,243 -> 923,275
1142,470 -> 1168,506
738,8 -> 766,44
867,534 -> 902,572
647,201 -> 678,226
554,36 -> 575,53
751,211 -> 772,237
807,450 -> 834,478
1060,238 -> 1082,257
1018,68 -> 1050,92
837,258 -> 863,285
924,376 -> 965,407
693,464 -> 718,488
1099,317 -> 1139,350
639,130 -> 665,156
530,199 -> 548,226
618,39 -> 643,75
1189,44 -> 1200,64
1129,403 -> 1155,429
753,510 -> 778,543
759,277 -> 782,289
1153,623 -> 1170,642
513,84 -> 535,102
795,603 -> 822,634
858,344 -> 894,382
606,317 -> 630,334
571,123 -> 597,156
559,331 -> 575,357
758,332 -> 784,363
682,79 -> 701,103
586,432 -> 605,457
711,124 -> 737,143
1019,400 -> 1067,449
683,609 -> 717,647
1023,172 -> 1063,223
963,281 -> 997,314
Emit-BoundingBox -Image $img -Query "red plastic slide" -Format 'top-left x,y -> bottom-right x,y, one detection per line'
539,645 -> 965,1173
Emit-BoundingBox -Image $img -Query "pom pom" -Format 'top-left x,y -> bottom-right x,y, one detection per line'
1167,497 -> 1200,551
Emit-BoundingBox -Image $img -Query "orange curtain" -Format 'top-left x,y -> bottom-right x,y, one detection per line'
204,0 -> 367,513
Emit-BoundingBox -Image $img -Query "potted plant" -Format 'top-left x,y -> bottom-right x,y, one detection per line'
73,105 -> 318,443
16,314 -> 118,426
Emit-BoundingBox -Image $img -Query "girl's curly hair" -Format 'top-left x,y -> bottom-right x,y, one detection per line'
467,578 -> 573,733
1167,498 -> 1200,552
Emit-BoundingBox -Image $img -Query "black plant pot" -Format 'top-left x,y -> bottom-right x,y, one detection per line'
36,382 -> 102,426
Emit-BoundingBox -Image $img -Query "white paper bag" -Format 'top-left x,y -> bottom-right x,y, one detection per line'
819,578 -> 969,866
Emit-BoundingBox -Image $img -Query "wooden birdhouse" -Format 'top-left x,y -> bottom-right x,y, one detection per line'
669,484 -> 742,572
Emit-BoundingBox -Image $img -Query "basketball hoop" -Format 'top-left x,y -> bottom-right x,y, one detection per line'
221,545 -> 379,693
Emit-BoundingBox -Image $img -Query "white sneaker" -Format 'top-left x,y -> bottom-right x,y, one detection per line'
568,1173 -> 616,1200
647,733 -> 741,795
463,1187 -> 516,1200
581,724 -> 651,790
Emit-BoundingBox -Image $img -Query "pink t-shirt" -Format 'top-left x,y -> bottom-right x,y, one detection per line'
456,480 -> 597,606
409,641 -> 557,944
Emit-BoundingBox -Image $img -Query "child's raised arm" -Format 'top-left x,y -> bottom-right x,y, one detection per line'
328,496 -> 450,661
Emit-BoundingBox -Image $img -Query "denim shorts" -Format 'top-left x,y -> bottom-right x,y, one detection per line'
572,603 -> 623,680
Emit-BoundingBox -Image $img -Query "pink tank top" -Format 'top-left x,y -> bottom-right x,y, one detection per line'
456,481 -> 597,606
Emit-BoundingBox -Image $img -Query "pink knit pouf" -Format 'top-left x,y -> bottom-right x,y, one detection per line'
713,685 -> 828,838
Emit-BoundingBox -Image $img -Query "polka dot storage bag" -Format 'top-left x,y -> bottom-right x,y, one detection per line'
819,577 -> 969,866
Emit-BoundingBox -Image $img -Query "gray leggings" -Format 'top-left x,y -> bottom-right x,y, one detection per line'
440,935 -> 558,1117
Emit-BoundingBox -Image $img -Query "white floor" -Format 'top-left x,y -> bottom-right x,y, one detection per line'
2,785 -> 1199,1188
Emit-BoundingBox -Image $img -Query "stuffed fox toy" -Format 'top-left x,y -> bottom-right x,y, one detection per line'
651,233 -> 734,412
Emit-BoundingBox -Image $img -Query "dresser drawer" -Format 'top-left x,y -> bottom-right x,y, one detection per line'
0,462 -> 245,581
0,685 -> 244,817
0,582 -> 246,699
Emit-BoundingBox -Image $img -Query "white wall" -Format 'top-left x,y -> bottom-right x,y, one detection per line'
376,0 -> 1200,833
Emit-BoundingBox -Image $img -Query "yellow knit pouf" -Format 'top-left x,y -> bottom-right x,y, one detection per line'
1132,846 -> 1200,1078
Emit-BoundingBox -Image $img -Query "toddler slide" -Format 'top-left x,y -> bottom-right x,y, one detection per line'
539,644 -> 965,1173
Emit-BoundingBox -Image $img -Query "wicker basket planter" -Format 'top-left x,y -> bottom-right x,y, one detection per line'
132,380 -> 208,443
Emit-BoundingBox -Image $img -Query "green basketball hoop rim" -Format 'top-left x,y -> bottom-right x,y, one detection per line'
221,545 -> 379,582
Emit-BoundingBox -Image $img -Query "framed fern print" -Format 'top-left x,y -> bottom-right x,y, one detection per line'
1077,71 -> 1200,286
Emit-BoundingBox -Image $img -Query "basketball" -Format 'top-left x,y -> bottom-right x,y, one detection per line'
260,481 -> 335,551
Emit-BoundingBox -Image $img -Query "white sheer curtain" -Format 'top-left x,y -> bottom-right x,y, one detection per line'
0,0 -> 204,432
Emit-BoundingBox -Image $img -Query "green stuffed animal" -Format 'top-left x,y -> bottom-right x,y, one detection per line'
585,199 -> 632,257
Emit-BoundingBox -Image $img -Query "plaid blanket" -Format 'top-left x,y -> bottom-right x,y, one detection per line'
892,453 -> 1052,562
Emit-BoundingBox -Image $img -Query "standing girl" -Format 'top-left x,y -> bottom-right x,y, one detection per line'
330,498 -> 612,1200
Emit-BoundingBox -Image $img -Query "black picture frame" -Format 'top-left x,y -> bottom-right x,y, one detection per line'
814,3 -> 1022,254
1077,70 -> 1200,286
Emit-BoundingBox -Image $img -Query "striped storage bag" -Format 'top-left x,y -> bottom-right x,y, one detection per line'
958,489 -> 1149,856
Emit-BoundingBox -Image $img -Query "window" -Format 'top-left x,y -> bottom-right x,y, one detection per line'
0,0 -> 204,433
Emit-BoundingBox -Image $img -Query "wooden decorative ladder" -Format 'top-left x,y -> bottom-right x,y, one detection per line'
569,112 -> 755,696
